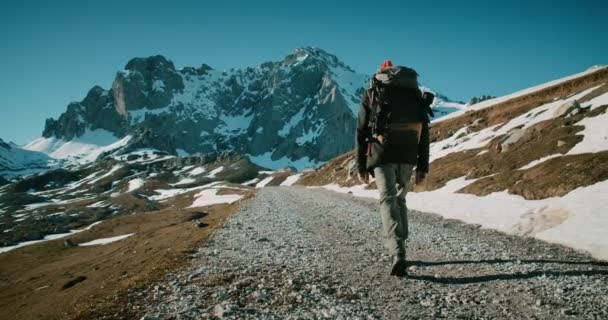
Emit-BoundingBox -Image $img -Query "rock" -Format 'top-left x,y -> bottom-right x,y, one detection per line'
127,154 -> 140,161
557,140 -> 566,147
561,308 -> 575,316
213,304 -> 225,318
23,230 -> 43,241
63,239 -> 77,248
194,221 -> 209,228
471,117 -> 486,127
114,55 -> 184,112
499,128 -> 526,153
553,100 -> 580,118
144,200 -> 160,212
186,211 -> 210,221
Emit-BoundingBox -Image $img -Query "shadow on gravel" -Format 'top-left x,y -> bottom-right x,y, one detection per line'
407,269 -> 608,284
407,259 -> 608,284
411,259 -> 608,267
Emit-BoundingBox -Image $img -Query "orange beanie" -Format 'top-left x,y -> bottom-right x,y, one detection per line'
379,60 -> 393,68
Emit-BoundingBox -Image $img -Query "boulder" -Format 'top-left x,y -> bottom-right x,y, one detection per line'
553,100 -> 580,118
499,128 -> 526,153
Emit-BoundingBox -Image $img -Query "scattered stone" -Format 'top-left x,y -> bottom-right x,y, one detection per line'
499,128 -> 526,152
194,221 -> 209,228
144,201 -> 160,212
61,276 -> 87,290
63,239 -> 77,248
187,211 -> 210,221
553,100 -> 580,117
561,308 -> 575,316
213,304 -> 225,318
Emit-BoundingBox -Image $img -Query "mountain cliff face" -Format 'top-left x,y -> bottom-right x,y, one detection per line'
36,48 -> 461,170
39,48 -> 372,169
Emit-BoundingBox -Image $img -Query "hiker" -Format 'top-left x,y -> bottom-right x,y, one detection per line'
355,60 -> 433,277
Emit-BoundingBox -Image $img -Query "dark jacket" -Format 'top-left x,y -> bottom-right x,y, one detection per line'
355,89 -> 430,173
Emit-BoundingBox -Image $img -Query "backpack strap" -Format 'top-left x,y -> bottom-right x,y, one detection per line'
367,82 -> 387,137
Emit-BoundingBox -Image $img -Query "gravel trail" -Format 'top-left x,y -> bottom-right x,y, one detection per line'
141,187 -> 608,319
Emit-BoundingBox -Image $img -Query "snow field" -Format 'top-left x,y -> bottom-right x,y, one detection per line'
315,176 -> 608,260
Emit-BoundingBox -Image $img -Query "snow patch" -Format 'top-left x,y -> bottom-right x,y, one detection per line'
188,188 -> 243,208
24,130 -> 129,164
255,176 -> 274,188
329,65 -> 367,116
152,79 -> 165,92
176,148 -> 190,157
79,233 -> 135,246
87,201 -> 107,208
216,112 -> 253,136
188,167 -> 206,176
242,177 -> 260,186
518,154 -> 563,170
280,174 -> 302,186
205,166 -> 224,178
148,186 -> 206,201
278,109 -> 305,137
170,178 -> 196,186
88,164 -> 123,184
0,221 -> 103,254
295,122 -> 325,145
317,177 -> 608,260
567,92 -> 608,154
127,178 -> 144,192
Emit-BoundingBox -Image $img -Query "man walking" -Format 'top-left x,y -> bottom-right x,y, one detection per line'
355,60 -> 432,277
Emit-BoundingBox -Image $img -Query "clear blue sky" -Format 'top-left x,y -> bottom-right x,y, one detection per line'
1,0 -> 606,144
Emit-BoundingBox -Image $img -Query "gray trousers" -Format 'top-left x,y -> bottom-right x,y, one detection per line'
373,163 -> 414,258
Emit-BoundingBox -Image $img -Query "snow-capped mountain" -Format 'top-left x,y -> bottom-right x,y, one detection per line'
25,47 -> 462,171
0,138 -> 56,179
419,86 -> 467,119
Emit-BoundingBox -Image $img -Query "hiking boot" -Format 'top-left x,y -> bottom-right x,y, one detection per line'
390,256 -> 407,277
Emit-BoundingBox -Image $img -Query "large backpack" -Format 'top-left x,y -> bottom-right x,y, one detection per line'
365,66 -> 434,168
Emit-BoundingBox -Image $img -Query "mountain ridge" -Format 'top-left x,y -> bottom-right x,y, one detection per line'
26,47 -> 462,171
0,137 -> 56,180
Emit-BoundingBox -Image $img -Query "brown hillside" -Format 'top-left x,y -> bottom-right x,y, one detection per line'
298,67 -> 608,200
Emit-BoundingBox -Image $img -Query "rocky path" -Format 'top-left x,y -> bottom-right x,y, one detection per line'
140,187 -> 608,319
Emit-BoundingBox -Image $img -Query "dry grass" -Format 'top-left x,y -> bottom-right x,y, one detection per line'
0,192 -> 253,320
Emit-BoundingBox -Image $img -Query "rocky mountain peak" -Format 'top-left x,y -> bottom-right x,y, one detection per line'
112,55 -> 185,114
33,48 -> 461,170
283,47 -> 353,72
124,55 -> 176,73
